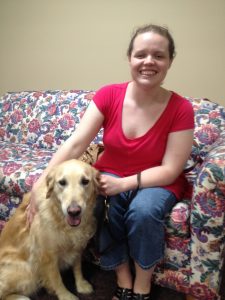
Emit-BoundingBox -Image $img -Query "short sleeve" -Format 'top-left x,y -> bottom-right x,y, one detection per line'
170,98 -> 195,132
92,85 -> 112,117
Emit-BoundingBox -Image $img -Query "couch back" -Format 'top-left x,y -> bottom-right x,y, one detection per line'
0,90 -> 103,150
0,90 -> 224,158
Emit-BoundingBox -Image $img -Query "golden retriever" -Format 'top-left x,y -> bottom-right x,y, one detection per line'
0,159 -> 99,300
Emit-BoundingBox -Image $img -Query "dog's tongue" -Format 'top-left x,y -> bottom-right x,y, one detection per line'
67,215 -> 81,227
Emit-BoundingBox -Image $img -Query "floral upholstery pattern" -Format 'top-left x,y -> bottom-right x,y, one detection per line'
0,90 -> 102,148
0,90 -> 224,300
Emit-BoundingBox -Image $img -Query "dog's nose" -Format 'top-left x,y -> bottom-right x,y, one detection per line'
67,203 -> 81,217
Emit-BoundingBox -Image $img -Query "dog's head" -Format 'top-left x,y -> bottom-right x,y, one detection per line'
46,159 -> 99,227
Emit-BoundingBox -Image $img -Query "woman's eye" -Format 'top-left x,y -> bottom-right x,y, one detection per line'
154,53 -> 165,59
136,54 -> 145,59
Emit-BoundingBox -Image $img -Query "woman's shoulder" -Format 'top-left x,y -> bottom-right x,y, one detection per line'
168,92 -> 194,128
171,91 -> 190,103
170,92 -> 193,110
93,82 -> 129,112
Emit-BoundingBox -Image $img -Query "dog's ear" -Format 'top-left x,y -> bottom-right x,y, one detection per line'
46,168 -> 56,198
92,168 -> 100,193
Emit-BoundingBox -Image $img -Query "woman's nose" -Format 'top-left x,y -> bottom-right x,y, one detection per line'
144,55 -> 154,64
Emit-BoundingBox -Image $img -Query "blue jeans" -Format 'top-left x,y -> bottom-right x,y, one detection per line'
96,178 -> 177,270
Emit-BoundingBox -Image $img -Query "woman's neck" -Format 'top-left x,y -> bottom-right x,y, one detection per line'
128,81 -> 169,106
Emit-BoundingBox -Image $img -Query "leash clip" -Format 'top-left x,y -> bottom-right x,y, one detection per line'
104,198 -> 110,222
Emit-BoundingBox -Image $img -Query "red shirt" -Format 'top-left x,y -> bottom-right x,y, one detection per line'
93,82 -> 194,199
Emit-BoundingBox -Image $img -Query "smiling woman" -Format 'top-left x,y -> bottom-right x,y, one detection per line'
90,24 -> 194,300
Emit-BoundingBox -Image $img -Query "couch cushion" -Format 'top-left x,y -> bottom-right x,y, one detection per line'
0,141 -> 54,221
0,141 -> 54,197
0,142 -> 104,196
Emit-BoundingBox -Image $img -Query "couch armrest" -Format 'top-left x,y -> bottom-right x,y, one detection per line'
189,133 -> 225,297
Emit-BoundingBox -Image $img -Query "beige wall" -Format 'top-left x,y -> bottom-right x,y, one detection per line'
0,0 -> 224,105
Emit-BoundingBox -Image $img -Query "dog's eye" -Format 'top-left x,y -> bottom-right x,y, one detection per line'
81,177 -> 89,186
58,179 -> 67,186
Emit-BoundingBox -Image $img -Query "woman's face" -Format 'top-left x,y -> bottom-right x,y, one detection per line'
128,31 -> 173,89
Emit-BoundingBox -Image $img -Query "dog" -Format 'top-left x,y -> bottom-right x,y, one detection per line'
0,159 -> 99,300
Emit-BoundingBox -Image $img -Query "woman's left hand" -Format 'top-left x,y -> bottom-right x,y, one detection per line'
99,174 -> 124,196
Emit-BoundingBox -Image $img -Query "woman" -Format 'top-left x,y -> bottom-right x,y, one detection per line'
28,24 -> 194,300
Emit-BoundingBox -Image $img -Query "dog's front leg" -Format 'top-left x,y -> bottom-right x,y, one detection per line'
42,261 -> 78,300
73,255 -> 93,295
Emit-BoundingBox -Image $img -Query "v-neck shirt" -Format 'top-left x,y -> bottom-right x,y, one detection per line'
93,82 -> 194,199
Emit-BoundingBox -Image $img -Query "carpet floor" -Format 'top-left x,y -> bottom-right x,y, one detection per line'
32,262 -> 186,300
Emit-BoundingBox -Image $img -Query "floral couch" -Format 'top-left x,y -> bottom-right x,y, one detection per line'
0,89 -> 225,300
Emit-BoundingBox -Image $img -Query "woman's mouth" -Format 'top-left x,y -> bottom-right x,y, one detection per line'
140,70 -> 157,76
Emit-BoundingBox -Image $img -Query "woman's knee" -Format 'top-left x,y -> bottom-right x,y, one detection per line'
127,188 -> 176,222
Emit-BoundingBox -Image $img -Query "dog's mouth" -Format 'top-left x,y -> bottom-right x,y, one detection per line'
66,205 -> 82,227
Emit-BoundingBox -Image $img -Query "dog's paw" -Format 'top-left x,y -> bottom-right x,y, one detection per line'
58,291 -> 78,300
76,279 -> 93,294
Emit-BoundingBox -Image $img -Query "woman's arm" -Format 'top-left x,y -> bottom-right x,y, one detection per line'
99,129 -> 194,195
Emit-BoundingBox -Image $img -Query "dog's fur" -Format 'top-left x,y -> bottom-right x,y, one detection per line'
0,159 -> 99,300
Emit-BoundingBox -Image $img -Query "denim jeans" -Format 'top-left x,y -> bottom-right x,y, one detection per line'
96,177 -> 177,270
